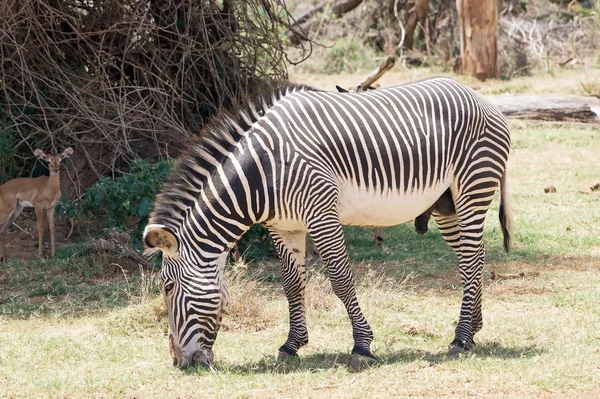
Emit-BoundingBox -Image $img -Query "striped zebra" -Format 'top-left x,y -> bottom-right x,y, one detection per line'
143,77 -> 513,370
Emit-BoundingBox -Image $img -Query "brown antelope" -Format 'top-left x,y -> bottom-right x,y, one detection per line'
0,147 -> 73,262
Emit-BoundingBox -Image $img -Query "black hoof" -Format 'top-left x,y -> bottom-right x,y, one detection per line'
447,339 -> 474,358
349,346 -> 377,371
276,344 -> 298,361
415,226 -> 428,235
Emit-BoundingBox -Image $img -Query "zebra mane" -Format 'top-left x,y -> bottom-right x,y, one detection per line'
149,82 -> 316,231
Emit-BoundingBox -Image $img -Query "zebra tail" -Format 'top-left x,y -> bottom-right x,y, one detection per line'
498,169 -> 514,253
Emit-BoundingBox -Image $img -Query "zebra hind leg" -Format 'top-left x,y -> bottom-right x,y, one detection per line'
308,212 -> 376,371
268,228 -> 310,361
433,206 -> 485,358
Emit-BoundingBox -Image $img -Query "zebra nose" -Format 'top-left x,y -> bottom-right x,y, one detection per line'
178,348 -> 214,369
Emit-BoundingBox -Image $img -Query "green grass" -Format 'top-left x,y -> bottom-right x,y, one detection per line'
1,123 -> 599,398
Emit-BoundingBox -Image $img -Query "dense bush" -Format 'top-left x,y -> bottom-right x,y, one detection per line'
0,125 -> 29,184
58,159 -> 172,245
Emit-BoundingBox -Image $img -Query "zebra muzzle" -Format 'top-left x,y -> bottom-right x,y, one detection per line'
175,347 -> 214,369
191,348 -> 214,368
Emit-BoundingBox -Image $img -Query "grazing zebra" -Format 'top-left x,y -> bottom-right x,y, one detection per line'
144,77 -> 513,370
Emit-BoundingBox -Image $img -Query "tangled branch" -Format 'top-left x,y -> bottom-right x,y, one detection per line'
0,0 -> 293,196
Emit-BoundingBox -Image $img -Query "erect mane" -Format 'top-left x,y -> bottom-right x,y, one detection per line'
149,82 -> 315,231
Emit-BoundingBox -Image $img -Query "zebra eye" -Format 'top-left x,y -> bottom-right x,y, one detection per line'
164,281 -> 175,295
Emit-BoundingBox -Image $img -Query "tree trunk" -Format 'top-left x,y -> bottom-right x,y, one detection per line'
403,0 -> 430,50
456,0 -> 498,80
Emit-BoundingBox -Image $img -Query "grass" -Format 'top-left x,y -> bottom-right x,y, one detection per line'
1,123 -> 599,398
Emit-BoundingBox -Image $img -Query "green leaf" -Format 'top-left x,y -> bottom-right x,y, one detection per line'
137,196 -> 153,218
94,191 -> 104,205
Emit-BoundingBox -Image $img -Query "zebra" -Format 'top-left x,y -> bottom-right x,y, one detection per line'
143,77 -> 513,370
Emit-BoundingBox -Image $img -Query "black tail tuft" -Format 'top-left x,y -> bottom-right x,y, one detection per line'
499,201 -> 511,253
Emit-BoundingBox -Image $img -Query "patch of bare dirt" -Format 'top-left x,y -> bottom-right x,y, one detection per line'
2,209 -> 73,262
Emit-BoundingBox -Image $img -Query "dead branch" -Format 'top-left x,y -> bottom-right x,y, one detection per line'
91,228 -> 153,270
286,0 -> 365,45
490,271 -> 528,280
357,56 -> 396,91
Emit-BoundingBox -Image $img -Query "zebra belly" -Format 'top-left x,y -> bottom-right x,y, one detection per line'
337,180 -> 450,227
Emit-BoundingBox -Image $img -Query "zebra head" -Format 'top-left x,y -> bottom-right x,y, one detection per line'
143,224 -> 230,369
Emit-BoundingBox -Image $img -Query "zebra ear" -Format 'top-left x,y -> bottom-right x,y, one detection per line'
143,224 -> 179,257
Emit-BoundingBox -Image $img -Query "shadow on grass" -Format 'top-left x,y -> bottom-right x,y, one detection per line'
189,341 -> 546,375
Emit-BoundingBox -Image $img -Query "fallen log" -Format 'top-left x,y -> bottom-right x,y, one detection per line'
485,95 -> 600,123
91,228 -> 154,270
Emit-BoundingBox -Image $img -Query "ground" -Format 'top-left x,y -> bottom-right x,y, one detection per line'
1,68 -> 600,398
1,210 -> 72,262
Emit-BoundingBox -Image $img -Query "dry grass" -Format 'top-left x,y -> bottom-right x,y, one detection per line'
2,257 -> 600,398
222,264 -> 276,333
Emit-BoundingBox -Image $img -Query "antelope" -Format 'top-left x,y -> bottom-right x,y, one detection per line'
0,147 -> 73,262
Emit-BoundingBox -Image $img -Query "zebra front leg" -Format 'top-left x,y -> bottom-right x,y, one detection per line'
268,228 -> 310,360
308,212 -> 376,370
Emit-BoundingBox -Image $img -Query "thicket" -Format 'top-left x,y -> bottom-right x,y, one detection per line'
0,0 -> 305,256
0,0 -> 296,195
57,159 -> 171,245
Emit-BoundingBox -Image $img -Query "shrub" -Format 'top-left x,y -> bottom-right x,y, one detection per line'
58,159 -> 172,245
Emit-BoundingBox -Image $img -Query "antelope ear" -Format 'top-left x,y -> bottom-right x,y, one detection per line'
33,149 -> 46,159
143,224 -> 179,257
60,147 -> 74,160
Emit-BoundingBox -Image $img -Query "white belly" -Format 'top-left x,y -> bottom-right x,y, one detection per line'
337,180 -> 450,227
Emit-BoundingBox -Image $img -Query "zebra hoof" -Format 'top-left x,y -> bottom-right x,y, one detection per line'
415,226 -> 428,235
447,340 -> 474,358
275,345 -> 298,362
349,353 -> 377,371
276,350 -> 291,362
349,346 -> 377,371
